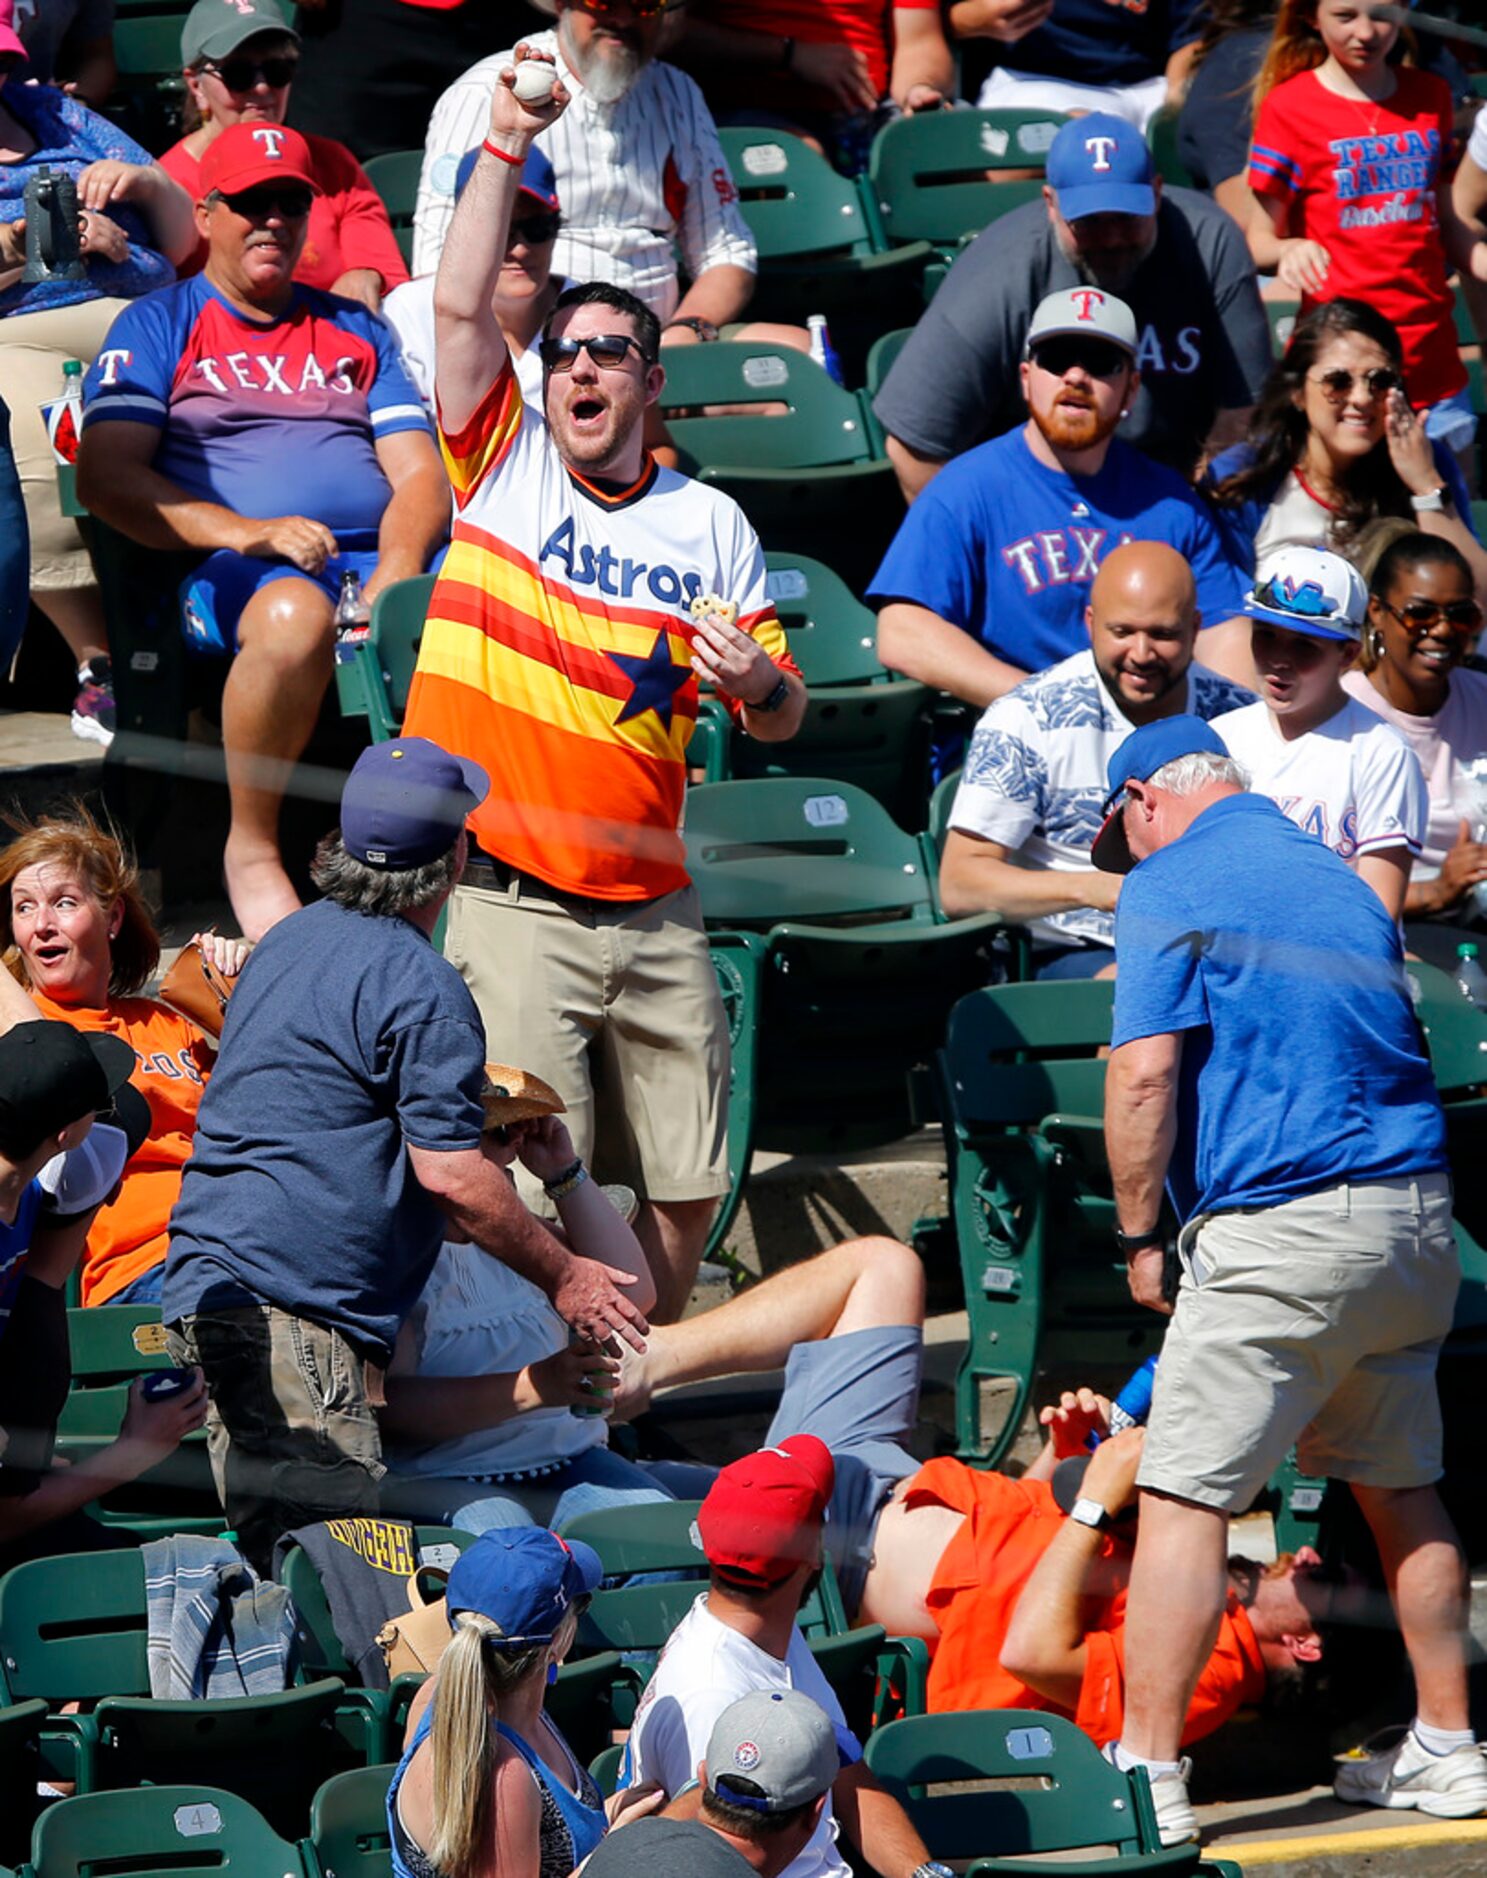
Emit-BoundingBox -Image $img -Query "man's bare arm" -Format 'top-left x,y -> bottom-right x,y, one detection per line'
876,602 -> 1030,705
940,829 -> 1121,923
885,432 -> 946,503
832,1761 -> 933,1878
1105,1031 -> 1182,1314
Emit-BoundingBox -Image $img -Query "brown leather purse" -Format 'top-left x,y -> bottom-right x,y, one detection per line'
158,938 -> 237,1040
376,1566 -> 453,1680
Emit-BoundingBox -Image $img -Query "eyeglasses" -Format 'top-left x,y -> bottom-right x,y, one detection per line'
1029,337 -> 1130,380
510,212 -> 561,247
1309,365 -> 1401,403
218,185 -> 313,219
540,332 -> 653,372
573,0 -> 674,17
1380,597 -> 1483,636
203,55 -> 299,91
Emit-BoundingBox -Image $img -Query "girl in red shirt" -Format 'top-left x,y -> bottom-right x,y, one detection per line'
1245,0 -> 1485,436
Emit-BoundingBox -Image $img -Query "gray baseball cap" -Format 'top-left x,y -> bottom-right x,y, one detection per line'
706,1691 -> 839,1814
1025,286 -> 1138,358
182,0 -> 300,66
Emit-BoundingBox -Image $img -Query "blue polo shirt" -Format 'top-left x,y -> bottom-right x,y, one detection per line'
1111,793 -> 1446,1222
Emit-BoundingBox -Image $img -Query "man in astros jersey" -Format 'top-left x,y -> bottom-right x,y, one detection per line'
402,47 -> 805,1323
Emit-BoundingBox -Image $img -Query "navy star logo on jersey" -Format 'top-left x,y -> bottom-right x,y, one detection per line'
610,627 -> 691,730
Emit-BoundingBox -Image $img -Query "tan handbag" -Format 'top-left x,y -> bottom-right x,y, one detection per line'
158,938 -> 237,1040
376,1565 -> 452,1680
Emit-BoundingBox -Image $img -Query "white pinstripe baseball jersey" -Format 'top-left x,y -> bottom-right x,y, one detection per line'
412,29 -> 757,317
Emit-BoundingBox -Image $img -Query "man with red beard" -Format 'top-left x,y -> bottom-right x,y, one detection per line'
869,288 -> 1247,729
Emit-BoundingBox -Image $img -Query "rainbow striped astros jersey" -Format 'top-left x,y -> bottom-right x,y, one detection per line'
402,362 -> 795,901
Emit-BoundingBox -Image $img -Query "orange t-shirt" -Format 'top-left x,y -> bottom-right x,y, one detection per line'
32,992 -> 214,1307
909,1458 -> 1267,1748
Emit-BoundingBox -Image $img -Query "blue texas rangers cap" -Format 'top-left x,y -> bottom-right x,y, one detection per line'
1091,714 -> 1231,875
454,144 -> 561,214
1242,545 -> 1368,643
446,1528 -> 603,1646
1045,113 -> 1156,221
340,737 -> 489,870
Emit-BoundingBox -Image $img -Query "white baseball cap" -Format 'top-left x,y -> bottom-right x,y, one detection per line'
1243,546 -> 1368,643
1025,287 -> 1138,358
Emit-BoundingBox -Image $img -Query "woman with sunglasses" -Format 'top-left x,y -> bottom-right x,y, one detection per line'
159,0 -> 407,312
1341,529 -> 1487,948
1201,299 -> 1485,686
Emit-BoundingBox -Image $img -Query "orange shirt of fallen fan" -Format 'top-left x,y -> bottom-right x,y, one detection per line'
32,991 -> 214,1306
908,1458 -> 1267,1747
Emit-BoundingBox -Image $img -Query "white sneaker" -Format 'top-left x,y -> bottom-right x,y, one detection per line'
1334,1728 -> 1487,1818
1102,1745 -> 1199,1845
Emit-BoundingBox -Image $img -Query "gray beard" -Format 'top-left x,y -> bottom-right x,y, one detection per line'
558,17 -> 642,104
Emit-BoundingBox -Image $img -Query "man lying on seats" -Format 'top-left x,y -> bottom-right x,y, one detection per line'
380,1061 -> 927,1536
76,122 -> 449,943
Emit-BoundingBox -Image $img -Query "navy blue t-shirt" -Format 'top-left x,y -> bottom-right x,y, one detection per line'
991,0 -> 1203,86
1111,793 -> 1446,1222
164,898 -> 486,1362
869,427 -> 1248,680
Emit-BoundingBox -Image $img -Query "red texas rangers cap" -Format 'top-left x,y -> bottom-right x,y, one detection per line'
696,1435 -> 835,1587
201,123 -> 319,199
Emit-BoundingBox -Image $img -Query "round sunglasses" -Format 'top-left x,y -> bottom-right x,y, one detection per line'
1309,366 -> 1401,403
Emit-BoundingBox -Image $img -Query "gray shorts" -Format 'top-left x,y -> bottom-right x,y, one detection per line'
1139,1173 -> 1458,1512
766,1325 -> 922,1617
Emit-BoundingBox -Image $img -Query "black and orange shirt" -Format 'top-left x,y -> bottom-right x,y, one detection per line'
402,361 -> 797,902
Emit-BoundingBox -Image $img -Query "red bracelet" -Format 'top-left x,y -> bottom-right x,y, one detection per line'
482,139 -> 525,167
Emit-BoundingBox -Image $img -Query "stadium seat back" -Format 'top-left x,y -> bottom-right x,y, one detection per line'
0,1549 -> 151,1703
762,552 -> 886,686
865,326 -> 913,401
278,1526 -> 472,1681
864,1709 -> 1190,1868
1146,104 -> 1194,186
926,765 -> 960,854
307,1764 -> 397,1878
336,572 -> 435,740
869,109 -> 1067,250
686,777 -> 936,931
718,127 -> 876,261
0,1699 -> 46,1867
659,343 -> 876,472
27,1785 -> 308,1878
560,1497 -> 707,1575
363,150 -> 423,267
66,1304 -> 172,1385
108,14 -> 190,150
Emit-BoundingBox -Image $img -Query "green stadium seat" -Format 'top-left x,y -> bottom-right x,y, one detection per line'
716,126 -> 930,354
705,929 -> 764,1261
865,326 -> 913,403
1145,105 -> 1193,188
108,14 -> 190,152
0,1549 -> 353,1834
26,1786 -> 310,1878
657,342 -> 902,592
589,1742 -> 625,1796
334,572 -> 435,742
305,1765 -> 396,1878
864,1709 -> 1241,1876
363,150 -> 422,270
0,1698 -> 46,1868
868,108 -> 1068,262
1265,297 -> 1299,356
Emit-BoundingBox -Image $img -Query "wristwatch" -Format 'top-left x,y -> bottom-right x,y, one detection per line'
911,1865 -> 956,1878
664,316 -> 719,343
751,672 -> 790,712
1114,1225 -> 1164,1257
1410,484 -> 1449,513
1069,1497 -> 1112,1532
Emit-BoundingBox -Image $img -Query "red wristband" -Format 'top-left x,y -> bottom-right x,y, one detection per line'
482,139 -> 525,167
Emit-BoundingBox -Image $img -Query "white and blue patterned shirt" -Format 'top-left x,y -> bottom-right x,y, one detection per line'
951,650 -> 1253,946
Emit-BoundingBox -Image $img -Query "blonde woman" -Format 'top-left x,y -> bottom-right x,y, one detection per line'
386,1528 -> 610,1878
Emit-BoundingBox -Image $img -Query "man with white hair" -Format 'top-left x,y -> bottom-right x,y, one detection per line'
1092,714 -> 1486,1842
412,0 -> 757,342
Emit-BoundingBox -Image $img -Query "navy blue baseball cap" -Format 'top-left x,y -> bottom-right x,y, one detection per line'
455,144 -> 561,213
1046,113 -> 1156,221
340,737 -> 489,870
1091,715 -> 1230,874
446,1528 -> 603,1646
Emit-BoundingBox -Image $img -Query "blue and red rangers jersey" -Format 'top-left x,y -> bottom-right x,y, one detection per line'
82,277 -> 431,540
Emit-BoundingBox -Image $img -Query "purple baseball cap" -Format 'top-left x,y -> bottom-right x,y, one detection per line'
447,1528 -> 603,1646
1046,113 -> 1156,221
340,737 -> 488,870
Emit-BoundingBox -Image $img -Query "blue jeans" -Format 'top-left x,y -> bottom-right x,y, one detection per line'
383,1444 -> 683,1534
109,1263 -> 165,1307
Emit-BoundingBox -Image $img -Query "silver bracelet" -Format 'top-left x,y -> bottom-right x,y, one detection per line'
1410,485 -> 1448,513
543,1158 -> 588,1202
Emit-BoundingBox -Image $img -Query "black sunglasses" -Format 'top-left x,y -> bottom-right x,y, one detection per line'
204,54 -> 299,91
1310,365 -> 1400,403
1030,336 -> 1130,380
540,332 -> 653,373
219,184 -> 313,219
510,212 -> 561,247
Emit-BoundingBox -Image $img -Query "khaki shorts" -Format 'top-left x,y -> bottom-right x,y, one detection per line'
447,867 -> 729,1207
1138,1173 -> 1458,1511
169,1304 -> 384,1572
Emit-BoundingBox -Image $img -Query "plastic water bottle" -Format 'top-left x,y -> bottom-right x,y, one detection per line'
1455,941 -> 1487,1010
333,569 -> 371,664
807,314 -> 844,386
1086,1354 -> 1159,1449
46,359 -> 83,465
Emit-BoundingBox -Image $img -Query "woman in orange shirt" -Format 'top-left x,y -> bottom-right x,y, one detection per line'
0,807 -> 247,1307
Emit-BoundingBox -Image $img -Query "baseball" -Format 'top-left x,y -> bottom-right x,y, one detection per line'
512,61 -> 557,104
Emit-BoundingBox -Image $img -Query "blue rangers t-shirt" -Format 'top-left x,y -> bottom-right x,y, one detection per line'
869,427 -> 1248,683
1111,792 -> 1446,1223
82,276 -> 431,542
